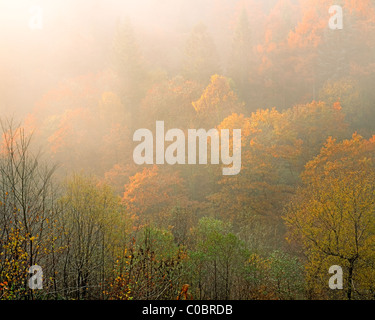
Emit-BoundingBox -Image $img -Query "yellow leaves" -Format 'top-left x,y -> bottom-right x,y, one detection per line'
304,133 -> 375,183
0,225 -> 30,299
104,260 -> 133,300
192,75 -> 244,126
218,113 -> 249,133
285,133 -> 375,298
248,253 -> 269,268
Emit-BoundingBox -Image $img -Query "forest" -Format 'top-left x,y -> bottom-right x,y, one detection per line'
1,0 -> 375,300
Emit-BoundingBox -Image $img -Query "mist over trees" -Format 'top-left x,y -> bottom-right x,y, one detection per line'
1,0 -> 375,300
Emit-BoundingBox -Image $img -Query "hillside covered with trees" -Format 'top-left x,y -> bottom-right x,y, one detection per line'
1,0 -> 375,300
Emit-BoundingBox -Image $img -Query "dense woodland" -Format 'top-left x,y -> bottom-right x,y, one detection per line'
1,0 -> 375,300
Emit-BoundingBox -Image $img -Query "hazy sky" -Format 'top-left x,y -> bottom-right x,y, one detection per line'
0,0 -> 204,113
0,0 -> 281,118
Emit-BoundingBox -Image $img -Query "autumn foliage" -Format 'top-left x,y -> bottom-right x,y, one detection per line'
1,0 -> 375,301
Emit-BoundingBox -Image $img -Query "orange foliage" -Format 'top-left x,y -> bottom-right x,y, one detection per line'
123,166 -> 189,224
192,75 -> 244,127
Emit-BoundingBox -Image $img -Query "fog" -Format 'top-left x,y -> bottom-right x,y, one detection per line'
1,0 -> 374,169
1,0 -> 375,301
0,0 -> 282,117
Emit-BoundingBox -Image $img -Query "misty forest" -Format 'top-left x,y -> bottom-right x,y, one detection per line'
1,0 -> 375,300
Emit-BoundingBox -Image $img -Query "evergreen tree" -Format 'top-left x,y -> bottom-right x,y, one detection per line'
182,23 -> 220,84
112,19 -> 149,115
317,11 -> 358,87
228,8 -> 254,105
